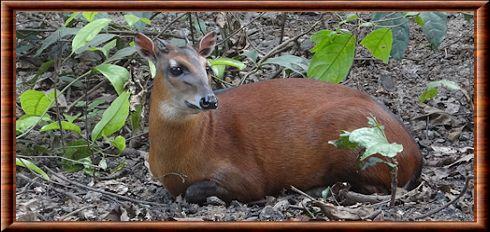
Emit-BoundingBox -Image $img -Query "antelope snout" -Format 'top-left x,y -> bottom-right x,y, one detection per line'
200,94 -> 218,110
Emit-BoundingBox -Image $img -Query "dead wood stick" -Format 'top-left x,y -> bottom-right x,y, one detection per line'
412,176 -> 470,220
45,167 -> 168,207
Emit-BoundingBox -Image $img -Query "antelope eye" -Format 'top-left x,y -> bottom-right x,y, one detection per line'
169,66 -> 184,76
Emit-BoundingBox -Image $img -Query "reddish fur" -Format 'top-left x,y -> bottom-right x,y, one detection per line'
148,77 -> 423,202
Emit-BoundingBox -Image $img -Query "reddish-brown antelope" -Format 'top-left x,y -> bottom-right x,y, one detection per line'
135,31 -> 422,204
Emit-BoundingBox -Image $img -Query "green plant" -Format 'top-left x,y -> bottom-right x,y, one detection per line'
308,12 -> 451,83
16,12 -> 149,178
329,116 -> 403,207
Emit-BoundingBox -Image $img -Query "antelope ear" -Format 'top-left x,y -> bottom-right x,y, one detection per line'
197,31 -> 217,57
135,33 -> 157,62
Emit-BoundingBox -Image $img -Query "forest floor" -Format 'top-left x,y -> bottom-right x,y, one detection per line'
15,12 -> 474,221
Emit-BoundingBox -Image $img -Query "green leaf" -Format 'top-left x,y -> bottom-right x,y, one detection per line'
328,131 -> 359,150
427,79 -> 460,91
211,64 -> 226,79
361,157 -> 387,170
112,135 -> 126,154
263,55 -> 310,77
242,49 -> 259,63
90,39 -> 117,58
209,57 -> 246,70
82,12 -> 98,22
419,12 -> 448,49
124,14 -> 141,27
148,59 -> 156,78
307,30 -> 356,83
16,158 -> 49,180
19,90 -> 55,116
372,12 -> 409,60
360,28 -> 393,63
99,158 -> 108,170
140,17 -> 152,25
106,46 -> 137,63
40,121 -> 81,134
414,15 -> 425,27
35,27 -> 80,56
405,12 -> 419,17
94,64 -> 130,95
345,13 -> 359,22
419,88 -> 438,103
344,118 -> 403,160
75,33 -> 115,54
91,91 -> 130,141
16,114 -> 51,134
72,18 -> 111,53
64,12 -> 80,26
419,80 -> 460,103
321,186 -> 331,200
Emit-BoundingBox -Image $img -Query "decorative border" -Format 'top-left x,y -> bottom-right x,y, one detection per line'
1,1 -> 488,231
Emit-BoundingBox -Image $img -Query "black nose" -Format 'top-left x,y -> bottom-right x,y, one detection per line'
200,95 -> 218,110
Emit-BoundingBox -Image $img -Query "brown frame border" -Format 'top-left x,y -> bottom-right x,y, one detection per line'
1,0 -> 488,231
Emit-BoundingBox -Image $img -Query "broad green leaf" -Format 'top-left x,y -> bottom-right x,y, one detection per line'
263,55 -> 310,77
307,30 -> 356,83
405,12 -> 419,17
91,91 -> 130,141
16,158 -> 49,180
344,118 -> 404,160
345,13 -> 359,22
148,59 -> 156,78
140,17 -> 152,25
82,12 -> 98,22
321,186 -> 331,200
16,114 -> 51,134
19,90 -> 55,116
72,18 -> 111,53
35,27 -> 80,56
99,158 -> 108,170
112,135 -> 126,154
332,116 -> 404,164
40,121 -> 81,134
64,12 -> 80,26
75,33 -> 115,54
211,64 -> 226,79
209,57 -> 246,70
242,49 -> 259,63
418,12 -> 448,49
427,79 -> 460,91
420,88 -> 437,103
414,15 -> 425,27
124,14 -> 141,27
361,157 -> 388,170
328,131 -> 359,150
106,46 -> 137,63
361,142 -> 403,160
94,64 -> 130,95
372,12 -> 409,59
310,29 -> 337,53
90,39 -> 117,58
419,80 -> 460,103
360,28 -> 393,63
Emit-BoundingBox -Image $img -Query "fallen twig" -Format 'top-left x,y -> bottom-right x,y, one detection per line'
412,175 -> 470,220
45,167 -> 168,207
